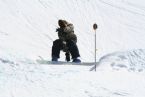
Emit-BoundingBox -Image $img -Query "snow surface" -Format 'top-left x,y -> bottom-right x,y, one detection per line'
0,0 -> 145,97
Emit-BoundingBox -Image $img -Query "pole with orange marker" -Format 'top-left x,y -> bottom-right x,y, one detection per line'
93,23 -> 98,71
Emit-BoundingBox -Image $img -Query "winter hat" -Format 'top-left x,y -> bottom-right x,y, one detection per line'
58,19 -> 67,28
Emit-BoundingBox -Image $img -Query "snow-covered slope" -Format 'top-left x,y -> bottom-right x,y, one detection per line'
0,0 -> 145,97
1,0 -> 145,62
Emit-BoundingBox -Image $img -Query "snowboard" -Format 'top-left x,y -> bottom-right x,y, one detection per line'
36,59 -> 94,66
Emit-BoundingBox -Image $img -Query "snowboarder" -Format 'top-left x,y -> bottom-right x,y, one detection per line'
51,19 -> 81,62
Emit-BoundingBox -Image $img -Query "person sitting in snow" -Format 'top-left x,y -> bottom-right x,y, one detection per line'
51,19 -> 81,62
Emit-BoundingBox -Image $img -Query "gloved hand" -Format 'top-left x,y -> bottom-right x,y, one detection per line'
62,41 -> 66,45
56,28 -> 63,32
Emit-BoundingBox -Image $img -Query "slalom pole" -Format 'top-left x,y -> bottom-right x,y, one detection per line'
93,23 -> 98,71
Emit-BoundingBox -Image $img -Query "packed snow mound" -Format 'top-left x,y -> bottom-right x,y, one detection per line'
96,49 -> 145,72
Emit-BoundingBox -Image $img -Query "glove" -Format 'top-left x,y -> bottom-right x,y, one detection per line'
56,28 -> 63,32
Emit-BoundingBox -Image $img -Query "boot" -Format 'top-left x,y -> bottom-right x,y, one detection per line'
52,56 -> 58,61
72,58 -> 81,63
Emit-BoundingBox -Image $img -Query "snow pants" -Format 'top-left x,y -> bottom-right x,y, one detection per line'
52,39 -> 80,59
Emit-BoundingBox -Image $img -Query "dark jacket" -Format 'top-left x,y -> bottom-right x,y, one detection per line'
56,23 -> 77,43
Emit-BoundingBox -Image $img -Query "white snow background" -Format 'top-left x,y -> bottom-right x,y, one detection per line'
0,0 -> 145,97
